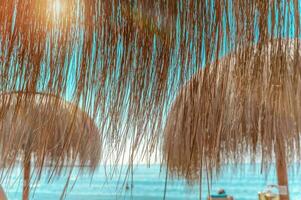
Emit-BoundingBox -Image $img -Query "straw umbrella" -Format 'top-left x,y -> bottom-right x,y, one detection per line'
1,0 -> 301,188
1,1 -> 299,161
0,92 -> 101,200
163,40 -> 301,200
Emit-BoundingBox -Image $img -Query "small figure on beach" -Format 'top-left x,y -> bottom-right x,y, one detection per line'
218,188 -> 234,200
208,188 -> 234,200
218,188 -> 226,195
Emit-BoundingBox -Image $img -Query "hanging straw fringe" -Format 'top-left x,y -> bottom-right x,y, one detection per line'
0,0 -> 301,191
163,39 -> 301,184
0,92 -> 101,190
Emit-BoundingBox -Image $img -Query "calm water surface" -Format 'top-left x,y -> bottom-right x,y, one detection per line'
3,164 -> 301,200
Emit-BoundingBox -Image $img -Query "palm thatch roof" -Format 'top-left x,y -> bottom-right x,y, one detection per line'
0,0 -> 300,169
163,39 -> 301,182
0,92 -> 101,181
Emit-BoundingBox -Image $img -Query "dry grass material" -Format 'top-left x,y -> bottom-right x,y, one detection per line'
0,92 -> 101,188
163,39 -> 301,183
1,0 -> 301,189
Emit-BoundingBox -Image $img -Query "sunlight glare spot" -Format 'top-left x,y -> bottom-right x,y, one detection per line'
52,0 -> 62,19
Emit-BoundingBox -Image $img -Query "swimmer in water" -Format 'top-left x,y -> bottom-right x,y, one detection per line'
125,183 -> 130,190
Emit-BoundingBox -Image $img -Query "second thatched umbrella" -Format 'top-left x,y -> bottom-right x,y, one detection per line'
0,92 -> 101,200
163,40 -> 301,200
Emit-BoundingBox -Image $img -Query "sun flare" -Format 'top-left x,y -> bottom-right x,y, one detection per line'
51,0 -> 62,19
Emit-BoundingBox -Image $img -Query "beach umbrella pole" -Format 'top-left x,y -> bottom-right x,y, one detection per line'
275,138 -> 289,200
22,153 -> 30,200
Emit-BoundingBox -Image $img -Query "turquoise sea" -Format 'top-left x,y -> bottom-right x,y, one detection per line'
3,164 -> 301,200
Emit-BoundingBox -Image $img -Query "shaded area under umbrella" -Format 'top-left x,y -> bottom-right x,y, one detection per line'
0,92 -> 101,200
163,40 -> 301,200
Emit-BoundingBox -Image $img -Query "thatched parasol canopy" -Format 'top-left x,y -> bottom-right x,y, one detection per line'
0,92 -> 101,199
1,1 -> 300,167
163,40 -> 301,199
